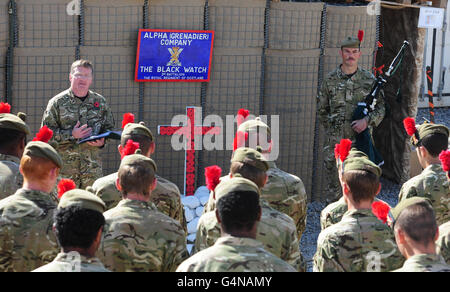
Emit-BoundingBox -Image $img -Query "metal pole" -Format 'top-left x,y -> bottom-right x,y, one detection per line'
6,0 -> 17,104
437,11 -> 447,101
420,29 -> 429,102
311,3 -> 327,202
426,66 -> 435,123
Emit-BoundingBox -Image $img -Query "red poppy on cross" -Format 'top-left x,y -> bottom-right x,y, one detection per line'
158,107 -> 221,196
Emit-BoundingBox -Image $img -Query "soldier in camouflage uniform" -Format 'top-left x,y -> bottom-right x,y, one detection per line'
204,117 -> 308,239
391,197 -> 450,272
0,105 -> 30,200
177,177 -> 296,272
314,156 -> 404,272
320,149 -> 391,230
317,36 -> 385,203
41,59 -> 115,189
33,188 -> 109,272
398,122 -> 449,226
98,152 -> 188,272
195,148 -> 305,272
436,221 -> 450,264
0,138 -> 62,271
91,118 -> 186,231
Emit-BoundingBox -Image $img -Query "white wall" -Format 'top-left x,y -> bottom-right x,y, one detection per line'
420,5 -> 450,107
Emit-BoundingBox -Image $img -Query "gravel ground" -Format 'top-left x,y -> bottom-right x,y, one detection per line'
300,107 -> 449,272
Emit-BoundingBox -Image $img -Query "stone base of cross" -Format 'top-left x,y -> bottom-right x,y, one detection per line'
158,107 -> 221,196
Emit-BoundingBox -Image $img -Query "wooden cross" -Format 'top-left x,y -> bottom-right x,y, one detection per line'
158,106 -> 221,196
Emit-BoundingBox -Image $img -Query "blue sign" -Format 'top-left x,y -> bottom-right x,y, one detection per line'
135,29 -> 215,82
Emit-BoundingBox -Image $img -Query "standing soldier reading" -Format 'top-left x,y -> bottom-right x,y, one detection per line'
41,59 -> 115,189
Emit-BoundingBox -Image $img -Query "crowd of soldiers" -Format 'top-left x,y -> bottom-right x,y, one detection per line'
0,33 -> 448,272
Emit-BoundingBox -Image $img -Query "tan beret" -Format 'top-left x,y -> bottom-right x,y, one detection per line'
343,156 -> 382,178
231,147 -> 269,171
23,141 -> 62,168
0,113 -> 30,135
214,176 -> 260,202
120,152 -> 157,172
58,189 -> 106,213
122,122 -> 154,141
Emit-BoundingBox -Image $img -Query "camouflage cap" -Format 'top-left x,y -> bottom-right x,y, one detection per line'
58,188 -> 106,213
390,197 -> 431,222
347,148 -> 369,159
412,122 -> 449,146
343,156 -> 382,178
120,151 -> 157,172
23,141 -> 62,168
231,147 -> 269,171
237,117 -> 271,135
0,112 -> 30,135
215,176 -> 260,202
122,122 -> 154,141
341,36 -> 360,48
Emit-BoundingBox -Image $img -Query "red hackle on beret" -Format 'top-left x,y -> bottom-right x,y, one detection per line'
0,102 -> 11,114
372,201 -> 391,224
57,179 -> 76,199
336,139 -> 352,163
122,113 -> 135,129
237,108 -> 250,127
403,117 -> 416,137
121,139 -> 140,159
32,126 -> 53,143
358,30 -> 364,42
439,150 -> 450,172
205,165 -> 222,192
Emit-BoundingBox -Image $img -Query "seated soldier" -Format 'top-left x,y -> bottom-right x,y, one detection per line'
0,127 -> 62,271
176,177 -> 296,272
391,197 -> 450,272
204,112 -> 307,239
436,221 -> 450,265
0,103 -> 30,199
400,118 -> 449,225
92,113 -> 186,231
98,151 -> 188,272
313,155 -> 404,272
437,150 -> 450,264
195,147 -> 305,272
33,185 -> 109,272
320,147 -> 391,230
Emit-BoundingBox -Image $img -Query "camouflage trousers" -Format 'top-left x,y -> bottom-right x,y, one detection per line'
58,144 -> 103,189
322,136 -> 342,204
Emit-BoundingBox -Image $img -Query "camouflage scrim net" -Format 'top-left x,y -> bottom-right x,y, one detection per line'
2,0 -> 385,201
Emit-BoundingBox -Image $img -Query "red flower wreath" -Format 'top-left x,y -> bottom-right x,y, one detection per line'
94,102 -> 100,108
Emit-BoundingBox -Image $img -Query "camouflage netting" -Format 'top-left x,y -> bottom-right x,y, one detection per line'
1,0 -> 421,201
374,7 -> 425,184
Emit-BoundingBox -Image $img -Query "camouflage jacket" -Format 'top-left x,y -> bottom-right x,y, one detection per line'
42,89 -> 115,150
436,221 -> 450,265
203,163 -> 308,239
261,161 -> 308,239
194,200 -> 305,272
176,236 -> 297,272
320,197 -> 391,230
41,89 -> 115,187
98,199 -> 189,272
317,66 -> 385,140
393,254 -> 450,272
0,188 -> 59,272
0,154 -> 23,200
92,172 -> 186,232
398,164 -> 449,225
314,208 -> 404,272
33,252 -> 110,272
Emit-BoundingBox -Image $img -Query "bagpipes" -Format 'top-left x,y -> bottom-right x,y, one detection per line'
351,40 -> 409,166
